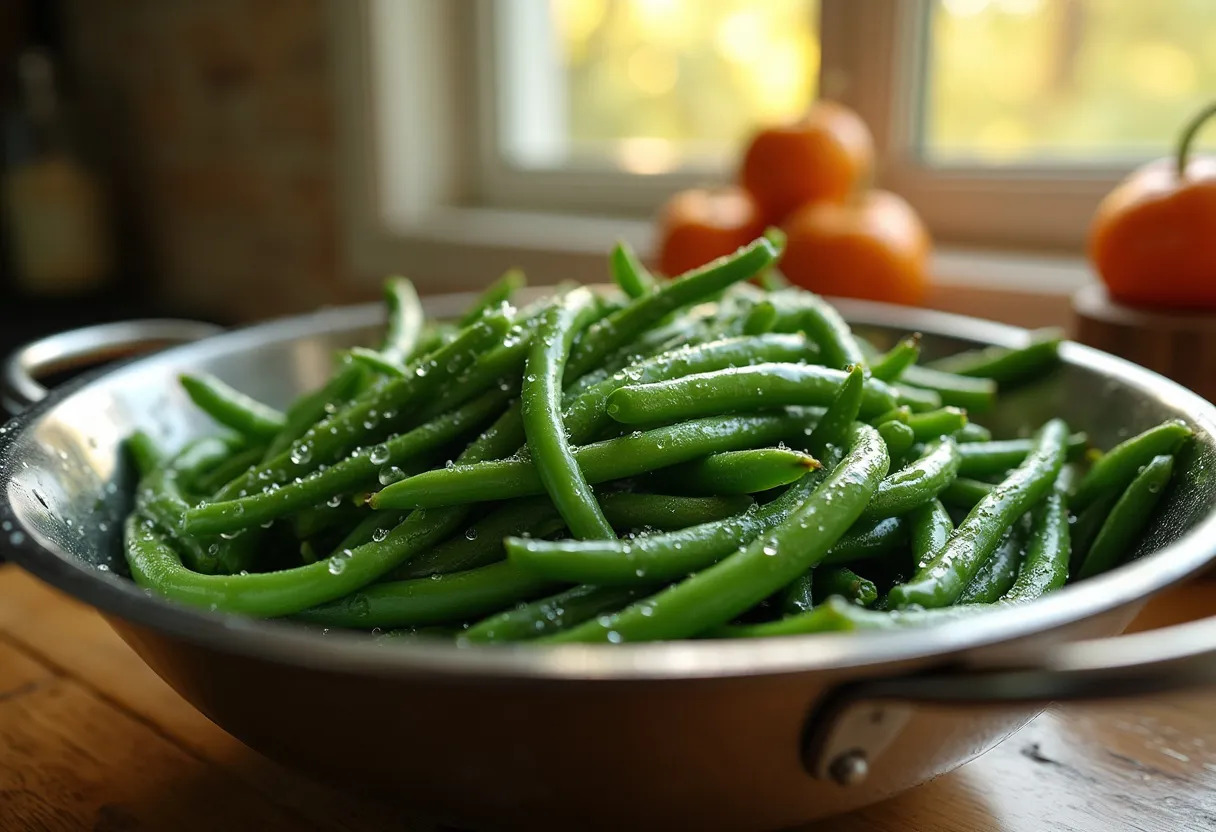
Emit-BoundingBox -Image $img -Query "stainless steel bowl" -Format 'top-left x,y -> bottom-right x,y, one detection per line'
4,296 -> 1216,830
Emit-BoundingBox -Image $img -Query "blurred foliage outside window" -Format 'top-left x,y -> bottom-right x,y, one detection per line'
531,0 -> 1216,172
925,0 -> 1216,163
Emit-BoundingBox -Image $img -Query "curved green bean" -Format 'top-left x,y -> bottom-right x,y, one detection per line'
605,363 -> 897,425
900,364 -> 997,412
372,412 -> 818,510
888,419 -> 1069,609
906,407 -> 968,441
860,440 -> 961,522
610,241 -> 657,299
781,571 -> 815,615
459,268 -> 525,327
909,499 -> 952,571
957,521 -> 1025,604
1071,420 -> 1190,511
294,562 -> 555,629
1005,468 -> 1071,600
1077,454 -> 1174,580
462,584 -> 652,642
646,448 -> 818,495
522,289 -> 614,539
870,335 -> 921,382
183,388 -> 509,535
807,365 -> 865,457
380,277 -> 424,363
926,329 -> 1062,384
542,422 -> 887,642
957,433 -> 1088,478
877,421 -> 916,464
179,373 -> 285,441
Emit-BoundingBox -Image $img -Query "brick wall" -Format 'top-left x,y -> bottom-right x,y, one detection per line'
63,0 -> 355,320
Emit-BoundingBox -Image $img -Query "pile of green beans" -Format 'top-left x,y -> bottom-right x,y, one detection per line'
121,235 -> 1193,643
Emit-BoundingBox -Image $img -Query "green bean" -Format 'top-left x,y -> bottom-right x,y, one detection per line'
566,237 -> 779,380
888,419 -> 1069,609
926,329 -> 1062,384
869,335 -> 921,382
610,241 -> 657,299
522,289 -> 614,539
861,440 -> 961,522
294,562 -> 555,629
814,566 -> 878,607
171,436 -> 246,495
195,446 -> 265,495
646,448 -> 818,495
408,323 -> 458,360
1068,492 -> 1117,574
542,422 -> 888,643
953,421 -> 993,443
807,365 -> 865,457
563,333 -> 820,444
126,430 -> 165,478
215,309 -> 513,501
763,290 -> 866,369
126,389 -> 526,618
1077,454 -> 1174,580
877,421 -> 916,464
1005,468 -> 1071,600
707,596 -> 990,638
940,476 -> 995,509
894,384 -> 943,412
348,347 -> 409,378
605,364 -> 897,426
372,412 -> 819,510
599,492 -> 754,530
957,433 -> 1088,478
781,571 -> 815,615
462,584 -> 652,643
380,277 -> 424,363
822,516 -> 908,566
291,500 -> 365,541
390,498 -> 563,580
460,268 -> 525,327
262,359 -> 364,461
906,407 -> 968,441
328,509 -> 408,558
742,300 -> 778,334
135,467 -> 217,574
183,388 -> 510,535
957,522 -> 1025,604
508,475 -> 818,587
900,365 -> 997,412
909,499 -> 952,571
1070,420 -> 1191,511
179,373 -> 285,441
873,406 -> 912,426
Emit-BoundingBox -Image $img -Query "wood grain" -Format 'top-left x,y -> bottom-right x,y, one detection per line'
2,564 -> 1215,831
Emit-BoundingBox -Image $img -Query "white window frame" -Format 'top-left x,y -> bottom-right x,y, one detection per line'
332,0 -> 1106,297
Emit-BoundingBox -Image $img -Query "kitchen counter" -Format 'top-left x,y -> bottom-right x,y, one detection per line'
1,564 -> 1213,831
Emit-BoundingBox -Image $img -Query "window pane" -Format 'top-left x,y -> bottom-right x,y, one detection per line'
498,0 -> 819,174
922,0 -> 1216,164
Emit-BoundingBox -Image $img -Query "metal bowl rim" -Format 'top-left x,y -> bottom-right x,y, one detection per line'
3,296 -> 1216,683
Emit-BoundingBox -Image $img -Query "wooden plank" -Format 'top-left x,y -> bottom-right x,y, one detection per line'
0,567 -> 413,831
0,638 -> 317,831
4,563 -> 1216,831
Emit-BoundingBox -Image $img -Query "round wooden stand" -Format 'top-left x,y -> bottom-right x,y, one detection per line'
1073,283 -> 1216,403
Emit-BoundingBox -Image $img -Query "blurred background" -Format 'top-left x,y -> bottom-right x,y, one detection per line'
3,0 -> 1216,361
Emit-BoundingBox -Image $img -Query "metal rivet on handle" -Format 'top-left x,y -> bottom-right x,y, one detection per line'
828,749 -> 870,785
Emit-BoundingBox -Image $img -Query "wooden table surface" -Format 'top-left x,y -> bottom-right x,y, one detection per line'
2,564 -> 1215,832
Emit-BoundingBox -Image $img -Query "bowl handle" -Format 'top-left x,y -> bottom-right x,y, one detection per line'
2,319 -> 223,414
802,615 -> 1216,785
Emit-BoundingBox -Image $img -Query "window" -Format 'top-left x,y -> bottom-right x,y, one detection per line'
334,0 -> 1216,290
